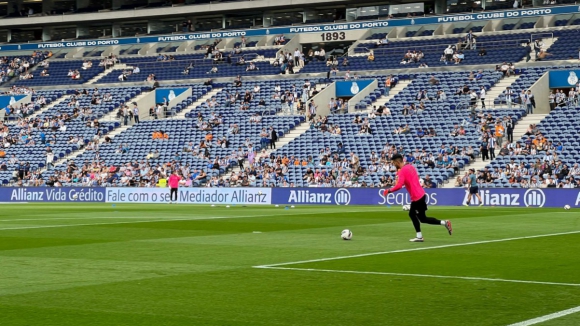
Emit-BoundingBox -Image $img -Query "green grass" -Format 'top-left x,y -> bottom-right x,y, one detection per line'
0,204 -> 579,325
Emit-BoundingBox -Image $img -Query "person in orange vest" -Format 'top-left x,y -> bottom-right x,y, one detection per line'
152,131 -> 160,139
495,121 -> 505,148
281,156 -> 290,166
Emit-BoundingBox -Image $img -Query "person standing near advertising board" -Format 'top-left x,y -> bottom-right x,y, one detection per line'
168,170 -> 181,204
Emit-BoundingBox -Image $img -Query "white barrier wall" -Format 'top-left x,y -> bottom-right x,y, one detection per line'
311,82 -> 336,117
347,79 -> 378,113
106,187 -> 271,204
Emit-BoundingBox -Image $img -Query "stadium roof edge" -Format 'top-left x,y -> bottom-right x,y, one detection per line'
0,4 -> 578,52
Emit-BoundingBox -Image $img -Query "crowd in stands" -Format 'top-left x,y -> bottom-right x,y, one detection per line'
3,17 -> 580,190
0,51 -> 50,83
99,55 -> 118,69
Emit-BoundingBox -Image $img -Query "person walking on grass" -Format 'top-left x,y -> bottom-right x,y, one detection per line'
464,168 -> 483,207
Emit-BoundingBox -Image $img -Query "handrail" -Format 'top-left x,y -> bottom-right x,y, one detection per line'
531,32 -> 554,42
118,52 -> 262,69
354,38 -> 529,56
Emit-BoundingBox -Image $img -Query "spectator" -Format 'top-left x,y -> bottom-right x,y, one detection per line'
377,36 -> 388,46
207,66 -> 218,74
536,49 -> 552,61
246,62 -> 259,71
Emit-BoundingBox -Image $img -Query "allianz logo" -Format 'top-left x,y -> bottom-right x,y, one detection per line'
288,188 -> 351,205
463,189 -> 546,207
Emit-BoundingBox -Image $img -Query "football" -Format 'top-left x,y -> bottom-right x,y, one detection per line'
341,229 -> 352,240
402,205 -> 410,211
72,194 -> 78,200
564,205 -> 571,210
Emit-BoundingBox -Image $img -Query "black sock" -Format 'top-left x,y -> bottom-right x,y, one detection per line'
409,213 -> 422,232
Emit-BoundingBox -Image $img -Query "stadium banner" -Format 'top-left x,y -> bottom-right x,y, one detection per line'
155,88 -> 189,104
271,187 -> 580,207
548,70 -> 580,88
0,187 -> 106,202
0,5 -> 577,52
335,80 -> 375,97
2,95 -> 26,111
105,187 -> 271,204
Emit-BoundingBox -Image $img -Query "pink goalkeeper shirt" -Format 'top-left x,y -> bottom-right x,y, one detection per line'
390,164 -> 425,202
168,175 -> 181,188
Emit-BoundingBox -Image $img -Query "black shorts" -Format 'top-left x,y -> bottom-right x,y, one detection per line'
469,186 -> 479,194
410,195 -> 428,213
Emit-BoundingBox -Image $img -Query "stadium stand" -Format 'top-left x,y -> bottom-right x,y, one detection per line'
466,104 -> 580,189
2,6 -> 580,189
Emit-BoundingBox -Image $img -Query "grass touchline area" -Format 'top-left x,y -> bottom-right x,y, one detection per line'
256,266 -> 580,288
0,204 -> 579,326
254,229 -> 580,268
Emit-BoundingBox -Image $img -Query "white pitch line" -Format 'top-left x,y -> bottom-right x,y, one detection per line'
506,306 -> 580,326
0,209 -> 385,231
255,230 -> 580,268
0,216 -> 185,222
0,216 -> 239,230
254,266 -> 580,288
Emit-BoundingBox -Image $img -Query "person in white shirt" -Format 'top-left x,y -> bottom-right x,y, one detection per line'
294,48 -> 301,66
133,66 -> 140,74
443,46 -> 454,64
505,87 -> 514,108
469,90 -> 478,110
549,90 -> 556,111
344,70 -> 351,80
568,88 -> 577,105
500,62 -> 509,76
479,86 -> 486,109
133,105 -> 140,123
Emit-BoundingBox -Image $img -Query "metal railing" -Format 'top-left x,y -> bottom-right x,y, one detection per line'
118,52 -> 262,70
354,38 -> 530,55
531,32 -> 554,42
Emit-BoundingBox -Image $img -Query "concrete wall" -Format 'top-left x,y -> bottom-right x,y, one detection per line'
221,38 -> 236,49
65,47 -> 84,59
347,79 -> 378,113
396,27 -> 407,38
529,72 -> 550,114
16,94 -> 32,106
165,87 -> 192,117
176,41 -> 196,53
311,82 -> 336,117
138,43 -> 158,55
135,91 -> 156,120
216,38 -> 228,50
278,36 -> 302,58
102,45 -> 120,57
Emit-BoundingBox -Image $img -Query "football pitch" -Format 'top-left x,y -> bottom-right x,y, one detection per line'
0,204 -> 579,326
